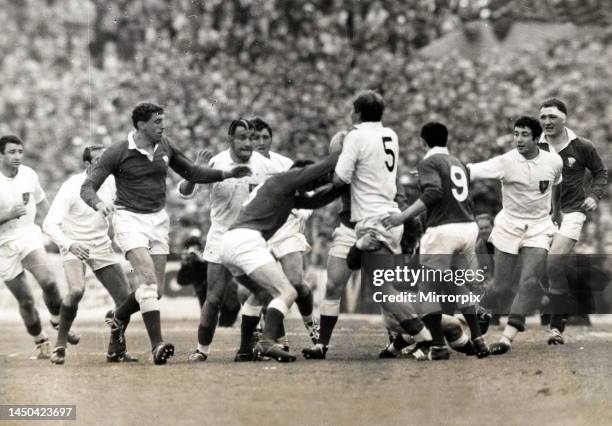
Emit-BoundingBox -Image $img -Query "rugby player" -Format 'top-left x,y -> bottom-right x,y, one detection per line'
309,92 -> 441,361
241,117 -> 319,356
384,122 -> 490,358
43,145 -> 136,364
537,98 -> 607,345
80,103 -> 251,365
220,154 -> 346,362
177,118 -> 278,362
468,116 -> 563,354
0,135 -> 76,359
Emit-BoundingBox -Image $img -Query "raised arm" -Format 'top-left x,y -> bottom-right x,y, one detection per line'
169,144 -> 250,183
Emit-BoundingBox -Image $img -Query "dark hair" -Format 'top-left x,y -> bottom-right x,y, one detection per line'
228,118 -> 253,136
183,236 -> 203,250
0,135 -> 24,154
250,117 -> 273,138
82,145 -> 105,163
290,160 -> 315,169
353,90 -> 385,122
540,98 -> 568,116
420,122 -> 448,148
131,103 -> 164,129
514,116 -> 543,140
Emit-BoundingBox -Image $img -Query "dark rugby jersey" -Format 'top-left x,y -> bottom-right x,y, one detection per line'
418,148 -> 475,228
230,153 -> 342,239
539,131 -> 607,213
81,135 -> 224,213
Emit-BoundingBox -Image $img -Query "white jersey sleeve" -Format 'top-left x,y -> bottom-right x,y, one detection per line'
334,130 -> 360,184
43,179 -> 75,251
468,155 -> 506,180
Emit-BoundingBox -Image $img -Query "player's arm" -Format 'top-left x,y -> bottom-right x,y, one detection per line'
169,144 -> 250,183
332,131 -> 358,187
42,183 -> 74,252
582,142 -> 608,212
0,204 -> 27,226
383,161 -> 439,229
177,149 -> 213,198
81,147 -> 117,215
294,185 -> 346,209
283,152 -> 341,194
467,155 -> 505,180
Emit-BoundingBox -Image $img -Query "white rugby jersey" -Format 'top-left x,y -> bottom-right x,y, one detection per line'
269,151 -> 294,171
43,171 -> 116,251
178,150 -> 280,230
335,122 -> 400,222
469,148 -> 563,221
0,165 -> 46,245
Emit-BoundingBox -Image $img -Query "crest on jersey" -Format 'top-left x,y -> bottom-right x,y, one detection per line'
22,192 -> 30,205
567,157 -> 576,167
539,181 -> 550,193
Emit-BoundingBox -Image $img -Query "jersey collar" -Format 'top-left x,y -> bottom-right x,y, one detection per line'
424,146 -> 449,159
128,131 -> 158,160
515,148 -> 543,164
538,127 -> 577,153
355,121 -> 383,129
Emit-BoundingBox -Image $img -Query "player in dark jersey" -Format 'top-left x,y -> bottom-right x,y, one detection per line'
219,153 -> 344,361
538,98 -> 608,345
384,122 -> 489,358
80,102 -> 251,365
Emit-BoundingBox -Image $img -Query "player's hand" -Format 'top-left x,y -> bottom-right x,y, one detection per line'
552,210 -> 563,227
382,213 -> 403,230
581,196 -> 598,212
225,165 -> 252,179
356,233 -> 382,251
68,242 -> 90,261
8,203 -> 27,220
95,201 -> 115,217
195,149 -> 213,165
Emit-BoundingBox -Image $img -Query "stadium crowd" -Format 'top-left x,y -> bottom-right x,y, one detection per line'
0,0 -> 610,257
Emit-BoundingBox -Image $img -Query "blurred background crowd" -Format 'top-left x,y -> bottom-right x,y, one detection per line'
0,0 -> 610,263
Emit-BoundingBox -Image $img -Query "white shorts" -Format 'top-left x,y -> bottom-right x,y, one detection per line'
328,223 -> 357,259
268,216 -> 311,259
62,238 -> 118,272
0,226 -> 45,281
556,211 -> 586,241
203,224 -> 225,264
112,209 -> 170,256
220,228 -> 276,277
420,222 -> 479,270
489,212 -> 555,255
355,215 -> 403,255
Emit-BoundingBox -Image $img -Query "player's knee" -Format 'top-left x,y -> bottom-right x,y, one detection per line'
325,281 -> 344,300
135,284 -> 159,313
39,278 -> 58,292
286,269 -> 303,289
294,282 -> 311,299
205,292 -> 224,309
67,289 -> 85,304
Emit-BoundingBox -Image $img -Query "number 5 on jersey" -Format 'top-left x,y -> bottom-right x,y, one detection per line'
382,137 -> 395,172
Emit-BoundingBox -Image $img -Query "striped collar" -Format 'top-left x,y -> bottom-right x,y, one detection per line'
539,127 -> 577,153
424,146 -> 449,159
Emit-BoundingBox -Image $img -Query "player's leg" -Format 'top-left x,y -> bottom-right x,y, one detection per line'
234,280 -> 268,361
50,260 -> 86,364
4,272 -> 50,358
547,234 -> 578,343
279,251 -> 318,343
219,278 -> 240,327
190,262 -> 232,361
93,263 -> 132,306
22,248 -> 63,327
491,247 -> 548,355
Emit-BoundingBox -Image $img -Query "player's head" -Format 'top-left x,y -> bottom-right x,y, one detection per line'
82,145 -> 105,174
513,116 -> 542,158
475,213 -> 493,242
539,98 -> 567,138
250,117 -> 273,158
420,122 -> 448,148
0,135 -> 24,171
132,103 -> 165,143
352,90 -> 385,123
228,118 -> 254,162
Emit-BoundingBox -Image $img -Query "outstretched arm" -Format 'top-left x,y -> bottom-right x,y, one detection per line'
169,144 -> 250,183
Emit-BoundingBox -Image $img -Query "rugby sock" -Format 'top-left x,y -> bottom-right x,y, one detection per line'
197,344 -> 210,355
548,294 -> 567,332
42,283 -> 62,318
56,303 -> 78,348
25,318 -> 43,337
263,299 -> 289,342
198,323 -> 216,346
296,287 -> 314,318
115,291 -> 140,322
400,318 -> 432,343
34,331 -> 48,344
460,306 -> 482,339
142,311 -> 162,348
500,325 -> 519,346
393,334 -> 414,352
239,315 -> 261,353
318,299 -> 341,346
422,313 -> 445,347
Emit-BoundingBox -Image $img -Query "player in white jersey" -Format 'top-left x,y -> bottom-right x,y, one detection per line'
177,119 -> 278,362
304,91 -> 436,359
468,116 -> 563,354
228,117 -> 319,359
0,135 -> 75,359
43,145 -> 136,365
